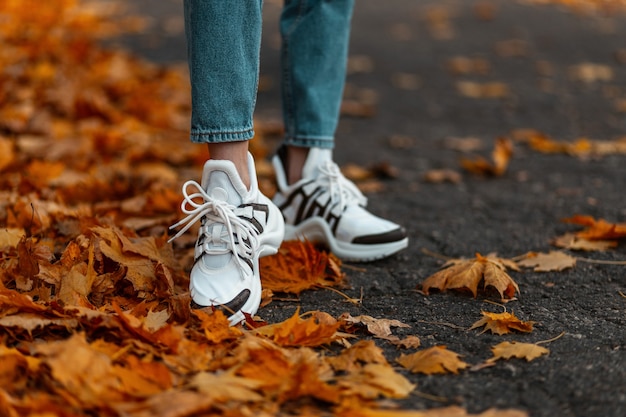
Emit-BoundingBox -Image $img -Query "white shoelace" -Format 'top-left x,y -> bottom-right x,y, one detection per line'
317,160 -> 367,211
168,180 -> 260,274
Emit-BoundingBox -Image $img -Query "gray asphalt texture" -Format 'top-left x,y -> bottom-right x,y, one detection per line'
120,1 -> 625,416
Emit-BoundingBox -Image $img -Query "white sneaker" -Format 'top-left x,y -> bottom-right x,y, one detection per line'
169,153 -> 284,325
272,147 -> 408,262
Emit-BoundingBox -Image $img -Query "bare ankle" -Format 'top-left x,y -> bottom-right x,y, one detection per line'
207,142 -> 251,188
285,145 -> 309,185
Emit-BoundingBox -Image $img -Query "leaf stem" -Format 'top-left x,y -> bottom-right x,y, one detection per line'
322,286 -> 362,305
483,299 -> 508,312
576,257 -> 626,265
420,247 -> 455,261
536,331 -> 565,345
417,320 -> 466,330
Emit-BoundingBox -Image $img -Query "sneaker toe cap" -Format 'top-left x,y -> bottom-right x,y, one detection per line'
352,227 -> 407,244
190,289 -> 251,316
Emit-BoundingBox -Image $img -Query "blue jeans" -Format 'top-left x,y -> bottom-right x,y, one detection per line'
183,0 -> 354,149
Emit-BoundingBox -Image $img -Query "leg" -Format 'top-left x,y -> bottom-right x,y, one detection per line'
273,0 -> 408,261
170,0 -> 284,325
280,0 -> 354,150
184,0 -> 262,186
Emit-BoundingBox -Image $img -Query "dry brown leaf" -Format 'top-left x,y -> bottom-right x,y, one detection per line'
512,129 -> 626,158
397,345 -> 469,375
495,39 -> 529,57
0,228 -> 24,248
487,341 -> 549,363
326,340 -> 389,373
340,313 -> 411,338
551,232 -> 617,251
569,62 -> 613,83
422,253 -> 520,299
260,240 -> 346,295
389,335 -> 422,350
0,137 -> 15,172
233,336 -> 341,404
191,370 -> 264,402
456,81 -> 509,99
444,136 -> 485,152
446,57 -> 491,76
423,169 -> 463,184
461,137 -> 513,176
470,311 -> 535,335
516,251 -> 577,272
422,5 -> 456,40
392,72 -> 422,90
562,215 -> 626,241
337,363 -> 416,400
341,99 -> 377,118
254,309 -> 342,347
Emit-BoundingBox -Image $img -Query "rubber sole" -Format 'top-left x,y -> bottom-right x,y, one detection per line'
284,218 -> 408,262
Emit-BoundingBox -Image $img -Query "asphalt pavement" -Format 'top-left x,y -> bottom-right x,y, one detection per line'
119,1 -> 625,416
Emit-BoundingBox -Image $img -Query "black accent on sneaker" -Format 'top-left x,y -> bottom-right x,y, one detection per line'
190,289 -> 251,317
279,182 -> 342,235
351,227 -> 407,244
237,202 -> 269,234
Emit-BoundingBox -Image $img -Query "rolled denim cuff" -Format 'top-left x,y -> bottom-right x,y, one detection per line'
190,127 -> 254,143
283,135 -> 334,149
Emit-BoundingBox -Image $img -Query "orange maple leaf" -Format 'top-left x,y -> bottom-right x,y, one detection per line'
469,311 -> 535,335
260,240 -> 346,295
487,341 -> 549,363
336,363 -> 416,400
421,253 -> 520,298
326,340 -> 389,373
562,214 -> 626,241
254,309 -> 342,347
193,309 -> 243,344
460,137 -> 513,176
397,345 -> 469,375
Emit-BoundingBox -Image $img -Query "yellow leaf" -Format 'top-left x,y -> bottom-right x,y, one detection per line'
456,81 -> 509,99
461,137 -> 513,176
488,341 -> 549,362
234,335 -> 340,404
191,370 -> 264,402
0,137 -> 15,172
326,340 -> 389,373
470,311 -> 534,335
34,334 -> 123,405
254,309 -> 342,347
389,335 -> 422,349
551,233 -> 617,251
193,309 -> 243,344
517,251 -> 577,272
397,346 -> 469,375
337,363 -> 416,400
0,228 -> 24,248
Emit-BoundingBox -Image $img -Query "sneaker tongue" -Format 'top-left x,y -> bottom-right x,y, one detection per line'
301,148 -> 332,180
199,162 -> 247,270
203,168 -> 246,206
